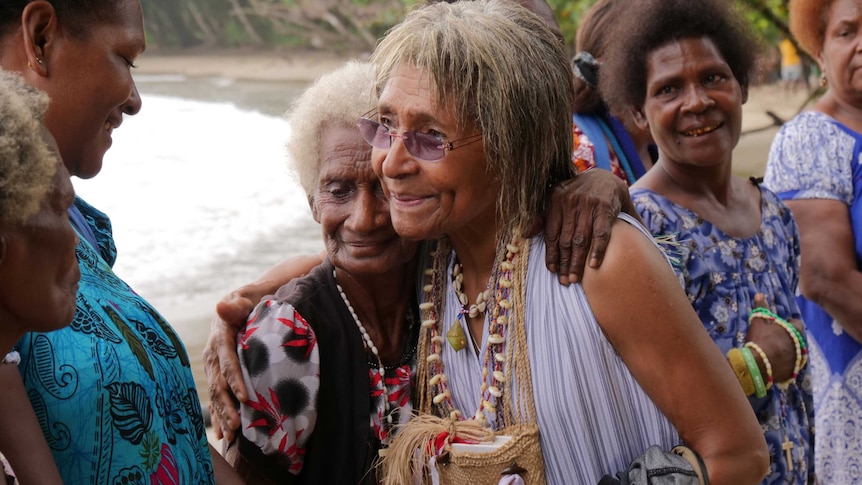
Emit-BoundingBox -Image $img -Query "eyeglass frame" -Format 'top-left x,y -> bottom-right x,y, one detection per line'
356,109 -> 483,162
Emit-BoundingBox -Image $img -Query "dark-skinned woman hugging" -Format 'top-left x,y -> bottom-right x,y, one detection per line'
223,61 -> 421,485
601,0 -> 813,483
765,0 -> 862,481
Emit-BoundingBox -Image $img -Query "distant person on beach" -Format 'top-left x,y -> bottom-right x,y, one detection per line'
0,1 -> 240,483
0,69 -> 76,485
602,0 -> 813,481
765,0 -> 862,481
779,38 -> 805,92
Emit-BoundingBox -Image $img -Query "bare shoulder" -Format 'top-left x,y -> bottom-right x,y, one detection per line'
581,218 -> 694,345
582,218 -> 672,290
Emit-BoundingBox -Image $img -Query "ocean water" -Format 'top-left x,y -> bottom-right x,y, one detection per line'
71,75 -> 325,398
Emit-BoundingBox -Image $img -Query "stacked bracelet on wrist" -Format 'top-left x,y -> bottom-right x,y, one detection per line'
749,309 -> 806,386
727,348 -> 758,396
740,346 -> 767,398
744,341 -> 773,391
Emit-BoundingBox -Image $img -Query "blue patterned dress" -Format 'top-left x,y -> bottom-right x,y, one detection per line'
13,197 -> 213,485
765,111 -> 862,484
632,185 -> 814,484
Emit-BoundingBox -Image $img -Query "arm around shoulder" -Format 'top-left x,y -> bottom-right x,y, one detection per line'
582,221 -> 768,485
227,300 -> 321,483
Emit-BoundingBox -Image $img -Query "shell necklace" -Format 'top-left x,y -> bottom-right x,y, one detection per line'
421,240 -> 519,425
447,262 -> 493,353
333,269 -> 393,425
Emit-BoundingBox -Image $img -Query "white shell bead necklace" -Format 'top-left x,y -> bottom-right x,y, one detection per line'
452,262 -> 493,319
422,241 -> 519,425
333,269 -> 392,424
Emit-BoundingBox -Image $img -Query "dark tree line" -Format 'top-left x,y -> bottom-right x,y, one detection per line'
142,0 -> 409,51
142,0 -> 794,54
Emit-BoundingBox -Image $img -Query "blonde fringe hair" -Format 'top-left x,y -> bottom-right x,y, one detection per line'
286,60 -> 377,197
371,0 -> 575,238
0,69 -> 56,224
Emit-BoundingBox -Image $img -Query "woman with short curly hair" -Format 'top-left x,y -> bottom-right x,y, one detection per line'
602,0 -> 814,482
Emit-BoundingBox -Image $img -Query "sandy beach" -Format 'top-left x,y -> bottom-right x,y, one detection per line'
134,49 -> 816,446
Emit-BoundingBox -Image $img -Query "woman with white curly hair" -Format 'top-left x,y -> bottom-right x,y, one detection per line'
0,69 -> 78,485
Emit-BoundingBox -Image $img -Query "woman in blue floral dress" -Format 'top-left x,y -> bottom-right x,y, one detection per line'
764,0 -> 862,481
601,0 -> 814,482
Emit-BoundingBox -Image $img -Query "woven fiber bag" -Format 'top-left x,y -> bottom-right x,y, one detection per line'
381,237 -> 545,485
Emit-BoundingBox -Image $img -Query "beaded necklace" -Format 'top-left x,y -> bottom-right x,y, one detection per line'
420,239 -> 520,426
334,269 -> 407,428
452,262 -> 493,319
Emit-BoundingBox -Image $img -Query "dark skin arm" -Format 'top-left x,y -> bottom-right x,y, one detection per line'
205,171 -> 631,441
543,168 -> 640,284
746,293 -> 806,383
204,252 -> 325,442
0,364 -> 63,484
585,221 -> 768,484
785,199 -> 862,341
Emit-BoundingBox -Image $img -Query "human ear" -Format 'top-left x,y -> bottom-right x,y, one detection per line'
631,106 -> 649,132
308,195 -> 320,223
21,1 -> 59,77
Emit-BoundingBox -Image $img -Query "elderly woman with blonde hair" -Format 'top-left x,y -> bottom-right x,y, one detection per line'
223,60 -> 421,485
0,69 -> 78,484
765,0 -> 862,481
367,1 -> 768,483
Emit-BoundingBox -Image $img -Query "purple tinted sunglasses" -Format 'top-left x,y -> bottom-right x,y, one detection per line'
356,111 -> 482,162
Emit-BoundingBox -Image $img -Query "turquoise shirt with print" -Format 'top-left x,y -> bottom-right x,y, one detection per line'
14,197 -> 214,485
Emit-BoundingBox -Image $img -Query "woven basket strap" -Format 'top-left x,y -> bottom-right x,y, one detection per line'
502,236 -> 538,427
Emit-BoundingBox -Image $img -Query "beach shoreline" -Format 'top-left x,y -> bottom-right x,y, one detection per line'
137,48 -> 364,83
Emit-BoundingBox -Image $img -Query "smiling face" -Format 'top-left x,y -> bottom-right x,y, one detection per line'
0,150 -> 79,340
314,123 -> 417,276
819,0 -> 862,105
41,0 -> 146,179
371,63 -> 496,242
637,37 -> 744,168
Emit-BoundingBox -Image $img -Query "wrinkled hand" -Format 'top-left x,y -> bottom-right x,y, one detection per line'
543,169 -> 630,285
203,286 -> 261,442
746,293 -> 805,384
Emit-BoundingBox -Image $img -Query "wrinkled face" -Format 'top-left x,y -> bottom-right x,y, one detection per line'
43,0 -> 146,179
638,37 -> 744,168
819,0 -> 862,103
314,124 -> 417,276
0,148 -> 80,337
370,63 -> 495,242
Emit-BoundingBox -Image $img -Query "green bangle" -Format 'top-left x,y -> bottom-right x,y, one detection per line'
749,309 -> 807,350
741,346 -> 767,398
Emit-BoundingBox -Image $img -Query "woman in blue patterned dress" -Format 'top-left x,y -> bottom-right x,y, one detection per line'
601,0 -> 814,482
765,0 -> 862,481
